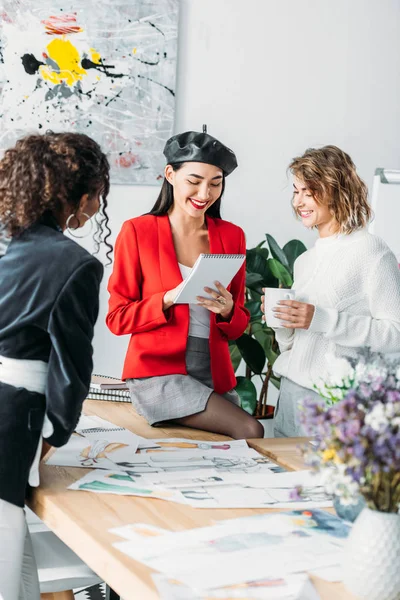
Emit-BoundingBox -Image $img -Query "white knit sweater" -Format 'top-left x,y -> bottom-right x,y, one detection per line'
273,229 -> 400,391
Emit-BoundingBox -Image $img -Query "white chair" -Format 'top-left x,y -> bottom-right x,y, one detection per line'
25,507 -> 102,600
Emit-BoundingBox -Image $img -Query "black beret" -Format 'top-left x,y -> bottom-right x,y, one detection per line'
163,128 -> 238,176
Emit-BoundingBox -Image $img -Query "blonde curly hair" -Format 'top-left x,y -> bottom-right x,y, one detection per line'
289,145 -> 372,234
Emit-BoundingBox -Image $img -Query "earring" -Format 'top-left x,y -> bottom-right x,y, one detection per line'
66,212 -> 93,238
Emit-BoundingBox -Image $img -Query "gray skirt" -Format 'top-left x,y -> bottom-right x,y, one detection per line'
274,376 -> 321,438
127,336 -> 240,425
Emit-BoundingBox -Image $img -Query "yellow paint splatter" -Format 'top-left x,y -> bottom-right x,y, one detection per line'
39,38 -> 86,86
90,48 -> 101,64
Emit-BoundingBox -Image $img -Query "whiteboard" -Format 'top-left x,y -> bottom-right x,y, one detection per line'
369,169 -> 400,261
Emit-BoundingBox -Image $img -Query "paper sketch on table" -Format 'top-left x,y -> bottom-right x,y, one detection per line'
138,468 -> 228,489
75,414 -> 158,449
68,468 -> 186,503
171,471 -> 332,509
138,438 -> 252,454
151,572 -> 311,600
222,507 -> 350,541
46,434 -> 118,469
67,465 -> 329,509
210,453 -> 285,474
46,429 -> 140,469
114,509 -> 346,590
102,449 -> 282,475
155,470 -> 331,509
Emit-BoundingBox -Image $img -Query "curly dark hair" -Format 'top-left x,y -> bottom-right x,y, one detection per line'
0,131 -> 112,261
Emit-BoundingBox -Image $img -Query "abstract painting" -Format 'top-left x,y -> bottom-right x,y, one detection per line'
0,0 -> 178,184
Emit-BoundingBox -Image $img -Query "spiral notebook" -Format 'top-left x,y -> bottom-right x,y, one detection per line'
87,374 -> 130,403
174,253 -> 245,305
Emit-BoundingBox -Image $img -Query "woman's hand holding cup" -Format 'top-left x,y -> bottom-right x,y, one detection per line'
262,287 -> 314,329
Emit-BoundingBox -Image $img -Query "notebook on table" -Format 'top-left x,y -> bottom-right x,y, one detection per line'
91,374 -> 128,390
87,374 -> 131,403
174,254 -> 246,305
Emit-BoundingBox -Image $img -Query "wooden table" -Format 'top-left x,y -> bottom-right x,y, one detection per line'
28,400 -> 356,600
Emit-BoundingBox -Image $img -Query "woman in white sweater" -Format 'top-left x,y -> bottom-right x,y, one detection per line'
262,145 -> 400,438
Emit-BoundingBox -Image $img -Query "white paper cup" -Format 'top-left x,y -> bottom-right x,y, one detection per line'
264,288 -> 296,328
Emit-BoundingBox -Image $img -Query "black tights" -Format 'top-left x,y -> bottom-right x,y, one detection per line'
174,392 -> 264,439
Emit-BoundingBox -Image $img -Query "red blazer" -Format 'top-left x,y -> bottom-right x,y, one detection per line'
106,214 -> 249,394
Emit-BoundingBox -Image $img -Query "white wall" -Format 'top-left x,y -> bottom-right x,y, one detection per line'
87,0 -> 400,377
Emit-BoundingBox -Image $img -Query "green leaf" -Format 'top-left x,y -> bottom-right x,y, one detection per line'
266,234 -> 290,271
267,259 -> 293,288
245,300 -> 263,321
229,343 -> 242,372
246,272 -> 264,290
246,249 -> 267,277
236,333 -> 266,374
282,239 -> 307,274
249,289 -> 262,302
235,376 -> 257,415
251,322 -> 278,365
257,248 -> 270,260
256,240 -> 266,249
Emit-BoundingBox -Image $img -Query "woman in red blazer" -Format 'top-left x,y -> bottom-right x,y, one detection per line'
107,128 -> 264,439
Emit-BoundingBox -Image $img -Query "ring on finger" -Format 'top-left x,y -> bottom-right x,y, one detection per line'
217,296 -> 227,305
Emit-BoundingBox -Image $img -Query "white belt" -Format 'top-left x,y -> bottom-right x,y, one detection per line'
0,355 -> 54,487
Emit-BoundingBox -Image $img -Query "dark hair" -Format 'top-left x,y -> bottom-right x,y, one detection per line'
0,131 -> 112,262
149,162 -> 224,218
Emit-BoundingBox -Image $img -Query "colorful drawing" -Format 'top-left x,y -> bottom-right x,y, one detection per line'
79,440 -> 129,467
69,468 -> 186,502
144,441 -> 233,452
0,1 -> 178,184
46,430 -> 140,469
151,572 -> 308,600
289,509 -> 350,539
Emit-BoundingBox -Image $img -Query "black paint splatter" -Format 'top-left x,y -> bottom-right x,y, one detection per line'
21,53 -> 44,75
81,57 -> 126,79
105,89 -> 122,107
138,74 -> 175,97
132,52 -> 160,66
148,21 -> 165,38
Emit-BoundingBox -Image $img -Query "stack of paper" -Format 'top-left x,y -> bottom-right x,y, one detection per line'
47,415 -> 333,510
110,509 -> 348,597
68,467 -> 331,510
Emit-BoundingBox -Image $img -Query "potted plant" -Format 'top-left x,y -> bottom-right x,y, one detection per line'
231,234 -> 306,417
298,352 -> 400,600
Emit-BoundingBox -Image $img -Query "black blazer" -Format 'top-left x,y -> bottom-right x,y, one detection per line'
0,214 -> 103,506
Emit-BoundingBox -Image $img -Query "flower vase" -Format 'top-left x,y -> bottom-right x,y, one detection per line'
342,507 -> 400,600
333,494 -> 366,522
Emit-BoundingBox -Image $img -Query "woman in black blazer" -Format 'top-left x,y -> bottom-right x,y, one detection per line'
0,132 -> 110,599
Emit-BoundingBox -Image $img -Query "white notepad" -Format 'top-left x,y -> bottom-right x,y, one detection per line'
174,253 -> 246,305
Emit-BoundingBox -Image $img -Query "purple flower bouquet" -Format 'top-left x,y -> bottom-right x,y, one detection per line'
299,352 -> 400,513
